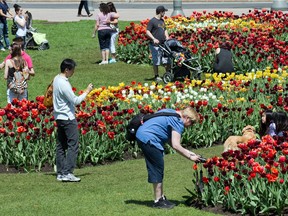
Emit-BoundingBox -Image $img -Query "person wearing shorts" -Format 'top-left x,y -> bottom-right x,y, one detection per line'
146,5 -> 170,82
136,107 -> 201,209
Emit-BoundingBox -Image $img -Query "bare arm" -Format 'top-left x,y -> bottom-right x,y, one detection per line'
4,60 -> 12,80
164,29 -> 169,40
28,67 -> 35,76
92,20 -> 99,38
14,15 -> 26,28
146,30 -> 159,44
0,9 -> 12,18
171,130 -> 200,161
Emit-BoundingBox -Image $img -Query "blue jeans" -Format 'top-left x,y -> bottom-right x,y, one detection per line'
0,22 -> 10,49
56,119 -> 79,175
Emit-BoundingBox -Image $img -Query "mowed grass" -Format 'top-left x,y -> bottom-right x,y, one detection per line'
0,20 -> 165,107
0,145 -> 223,216
0,20 -> 223,215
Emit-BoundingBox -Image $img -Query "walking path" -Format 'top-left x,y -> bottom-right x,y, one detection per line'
19,2 -> 275,22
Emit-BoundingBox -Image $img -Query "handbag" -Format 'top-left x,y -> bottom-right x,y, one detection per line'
11,19 -> 18,35
43,80 -> 53,108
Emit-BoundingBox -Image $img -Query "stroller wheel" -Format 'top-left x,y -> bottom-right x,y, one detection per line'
163,72 -> 174,84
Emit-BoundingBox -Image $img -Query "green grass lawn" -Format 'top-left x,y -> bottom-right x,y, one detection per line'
0,20 -> 163,107
0,145 -> 223,216
0,20 -> 223,215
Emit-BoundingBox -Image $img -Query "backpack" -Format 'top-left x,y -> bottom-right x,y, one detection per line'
43,80 -> 53,108
126,112 -> 180,142
8,70 -> 28,94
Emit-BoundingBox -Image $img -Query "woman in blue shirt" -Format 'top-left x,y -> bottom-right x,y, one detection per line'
136,107 -> 201,209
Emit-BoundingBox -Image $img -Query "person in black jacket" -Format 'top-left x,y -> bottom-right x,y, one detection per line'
213,41 -> 234,73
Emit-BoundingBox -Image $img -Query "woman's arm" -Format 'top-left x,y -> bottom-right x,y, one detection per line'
92,16 -> 99,38
0,9 -> 12,18
4,60 -> 12,80
14,15 -> 26,27
171,130 -> 200,161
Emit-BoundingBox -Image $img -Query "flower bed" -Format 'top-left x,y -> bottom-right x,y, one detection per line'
118,9 -> 288,72
0,67 -> 287,171
188,135 -> 288,215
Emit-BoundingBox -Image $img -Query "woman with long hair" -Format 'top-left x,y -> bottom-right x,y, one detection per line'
92,3 -> 118,65
4,44 -> 30,103
13,4 -> 27,48
259,110 -> 288,137
107,2 -> 119,63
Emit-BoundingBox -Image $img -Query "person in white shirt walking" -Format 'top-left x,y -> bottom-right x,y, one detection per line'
53,58 -> 93,182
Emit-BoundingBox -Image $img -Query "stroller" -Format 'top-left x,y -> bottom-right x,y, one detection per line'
159,39 -> 202,83
24,11 -> 49,50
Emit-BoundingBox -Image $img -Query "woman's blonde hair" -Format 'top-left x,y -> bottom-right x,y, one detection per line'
182,107 -> 199,122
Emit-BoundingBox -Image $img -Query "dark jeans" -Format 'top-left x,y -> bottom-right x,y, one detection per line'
98,29 -> 112,50
137,140 -> 164,183
56,119 -> 79,175
78,0 -> 90,15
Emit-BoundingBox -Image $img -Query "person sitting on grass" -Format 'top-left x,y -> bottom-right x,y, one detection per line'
259,110 -> 288,138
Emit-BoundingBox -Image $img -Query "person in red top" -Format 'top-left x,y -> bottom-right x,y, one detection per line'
1,37 -> 34,102
1,37 -> 34,75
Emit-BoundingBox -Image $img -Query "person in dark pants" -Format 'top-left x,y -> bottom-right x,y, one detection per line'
77,0 -> 93,17
53,59 -> 93,182
213,41 -> 234,73
136,107 -> 201,209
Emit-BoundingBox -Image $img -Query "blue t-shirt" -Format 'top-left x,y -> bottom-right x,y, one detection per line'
0,2 -> 9,24
136,109 -> 184,150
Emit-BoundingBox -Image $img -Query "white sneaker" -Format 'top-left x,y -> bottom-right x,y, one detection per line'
56,174 -> 64,181
62,173 -> 81,182
155,76 -> 163,82
99,61 -> 108,65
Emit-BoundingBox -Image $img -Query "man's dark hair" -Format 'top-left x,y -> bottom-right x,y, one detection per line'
60,59 -> 77,72
12,37 -> 24,50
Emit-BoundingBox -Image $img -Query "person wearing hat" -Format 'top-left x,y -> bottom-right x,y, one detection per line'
146,5 -> 170,82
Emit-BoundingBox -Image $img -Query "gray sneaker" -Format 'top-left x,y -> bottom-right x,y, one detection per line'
62,173 -> 81,182
56,174 -> 64,181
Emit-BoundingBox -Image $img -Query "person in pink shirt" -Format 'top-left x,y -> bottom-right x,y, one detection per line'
92,3 -> 118,65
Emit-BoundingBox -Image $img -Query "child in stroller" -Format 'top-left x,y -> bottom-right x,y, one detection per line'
159,39 -> 201,83
24,11 -> 49,50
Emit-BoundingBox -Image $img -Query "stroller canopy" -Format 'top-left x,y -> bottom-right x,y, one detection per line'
164,39 -> 186,53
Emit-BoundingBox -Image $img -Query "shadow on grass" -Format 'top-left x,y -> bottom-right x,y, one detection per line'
44,172 -> 94,177
125,199 -> 182,208
144,77 -> 155,81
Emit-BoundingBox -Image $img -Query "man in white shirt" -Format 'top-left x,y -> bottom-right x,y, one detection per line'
53,58 -> 93,182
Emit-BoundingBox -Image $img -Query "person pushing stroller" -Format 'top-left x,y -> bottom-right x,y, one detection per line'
146,5 -> 170,82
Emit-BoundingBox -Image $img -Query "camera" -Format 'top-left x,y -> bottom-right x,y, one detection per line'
197,155 -> 207,163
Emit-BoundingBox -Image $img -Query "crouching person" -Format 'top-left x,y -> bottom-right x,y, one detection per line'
136,107 -> 201,209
